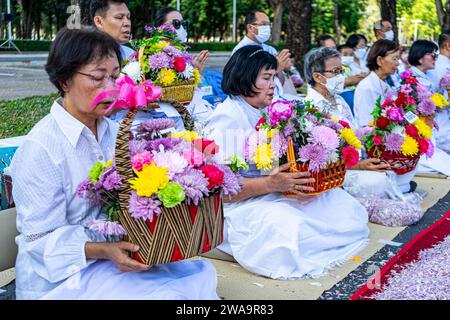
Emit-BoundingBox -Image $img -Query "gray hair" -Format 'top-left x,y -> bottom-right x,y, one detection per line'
373,20 -> 382,31
303,47 -> 341,87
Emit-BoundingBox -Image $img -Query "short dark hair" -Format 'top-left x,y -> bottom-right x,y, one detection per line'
154,7 -> 178,27
90,0 -> 128,21
346,34 -> 367,49
222,45 -> 277,97
438,30 -> 450,48
337,44 -> 351,52
408,40 -> 438,66
316,35 -> 336,47
244,10 -> 266,29
45,27 -> 120,96
366,39 -> 399,71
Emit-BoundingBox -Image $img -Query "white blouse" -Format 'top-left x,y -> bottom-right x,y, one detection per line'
354,71 -> 395,127
7,99 -> 118,299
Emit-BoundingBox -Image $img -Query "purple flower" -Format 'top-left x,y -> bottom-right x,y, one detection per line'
324,118 -> 344,132
417,98 -> 436,116
148,52 -> 173,70
215,164 -> 242,197
87,219 -> 127,236
400,69 -> 414,80
385,133 -> 405,153
172,167 -> 209,205
416,83 -> 432,101
355,126 -> 375,139
128,191 -> 162,222
440,72 -> 450,91
76,179 -> 93,198
426,140 -> 434,158
129,139 -> 148,157
136,118 -> 176,139
98,167 -> 122,191
145,25 -> 155,35
310,125 -> 340,151
270,131 -> 289,158
299,143 -> 328,173
157,24 -> 177,35
146,137 -> 182,152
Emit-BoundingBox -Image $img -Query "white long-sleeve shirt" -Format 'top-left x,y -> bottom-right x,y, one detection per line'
354,71 -> 395,127
7,99 -> 118,299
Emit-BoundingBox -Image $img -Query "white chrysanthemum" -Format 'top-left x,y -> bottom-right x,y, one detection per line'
392,125 -> 406,136
181,63 -> 194,80
328,151 -> 340,164
122,61 -> 142,82
152,146 -> 188,179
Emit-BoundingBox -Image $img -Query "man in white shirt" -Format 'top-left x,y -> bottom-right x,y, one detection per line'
232,10 -> 291,98
90,0 -> 135,60
428,30 -> 450,94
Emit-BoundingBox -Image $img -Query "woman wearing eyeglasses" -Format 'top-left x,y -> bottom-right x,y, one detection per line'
204,45 -> 369,280
7,27 -> 219,300
407,40 -> 440,92
304,47 -> 393,193
407,40 -> 450,177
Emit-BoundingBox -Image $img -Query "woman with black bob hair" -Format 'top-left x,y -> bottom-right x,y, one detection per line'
7,27 -> 219,300
204,45 -> 369,280
407,39 -> 439,91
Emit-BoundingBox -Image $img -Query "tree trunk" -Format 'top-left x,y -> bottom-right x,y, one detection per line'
333,2 -> 341,45
380,0 -> 397,44
0,0 -> 4,39
284,0 -> 312,76
270,0 -> 284,44
19,0 -> 33,39
436,0 -> 445,28
444,0 -> 450,31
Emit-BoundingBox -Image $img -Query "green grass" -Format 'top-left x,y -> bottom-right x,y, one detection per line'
0,94 -> 58,139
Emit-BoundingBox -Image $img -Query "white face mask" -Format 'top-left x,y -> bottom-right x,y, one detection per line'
176,26 -> 188,42
322,74 -> 346,95
341,56 -> 354,66
254,25 -> 271,43
384,30 -> 394,41
354,48 -> 367,60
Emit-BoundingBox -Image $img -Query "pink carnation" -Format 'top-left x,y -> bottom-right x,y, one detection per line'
182,149 -> 205,167
386,107 -> 404,122
131,151 -> 153,171
342,146 -> 359,168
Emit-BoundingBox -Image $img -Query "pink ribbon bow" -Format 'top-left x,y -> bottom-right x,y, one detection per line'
89,75 -> 162,113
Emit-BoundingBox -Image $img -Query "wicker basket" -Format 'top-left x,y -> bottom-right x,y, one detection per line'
284,139 -> 346,196
160,81 -> 196,104
367,147 -> 419,175
114,107 -> 224,265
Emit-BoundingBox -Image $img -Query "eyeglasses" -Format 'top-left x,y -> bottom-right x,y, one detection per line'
169,19 -> 189,30
322,68 -> 345,75
427,52 -> 438,59
77,72 -> 119,88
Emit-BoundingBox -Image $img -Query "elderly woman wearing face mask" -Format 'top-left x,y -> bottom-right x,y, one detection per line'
6,27 -> 219,300
204,45 -> 369,280
304,47 -> 397,196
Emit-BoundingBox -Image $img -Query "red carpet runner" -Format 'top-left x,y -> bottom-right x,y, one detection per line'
350,209 -> 450,300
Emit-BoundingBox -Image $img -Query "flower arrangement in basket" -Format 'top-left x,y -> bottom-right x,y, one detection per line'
245,99 -> 363,195
438,71 -> 450,108
364,70 -> 443,175
122,25 -> 201,104
77,117 -> 244,265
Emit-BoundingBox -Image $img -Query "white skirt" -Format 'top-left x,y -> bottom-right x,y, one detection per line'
218,188 -> 369,280
41,259 -> 219,300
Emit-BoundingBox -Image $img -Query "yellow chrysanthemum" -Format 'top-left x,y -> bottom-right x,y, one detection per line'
153,41 -> 170,52
106,160 -> 112,168
267,128 -> 279,139
331,116 -> 339,123
170,130 -> 200,142
157,68 -> 177,87
430,93 -> 448,108
193,68 -> 201,86
340,128 -> 362,150
369,120 -> 374,127
129,162 -> 169,197
401,135 -> 419,156
254,143 -> 273,170
414,118 -> 432,139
